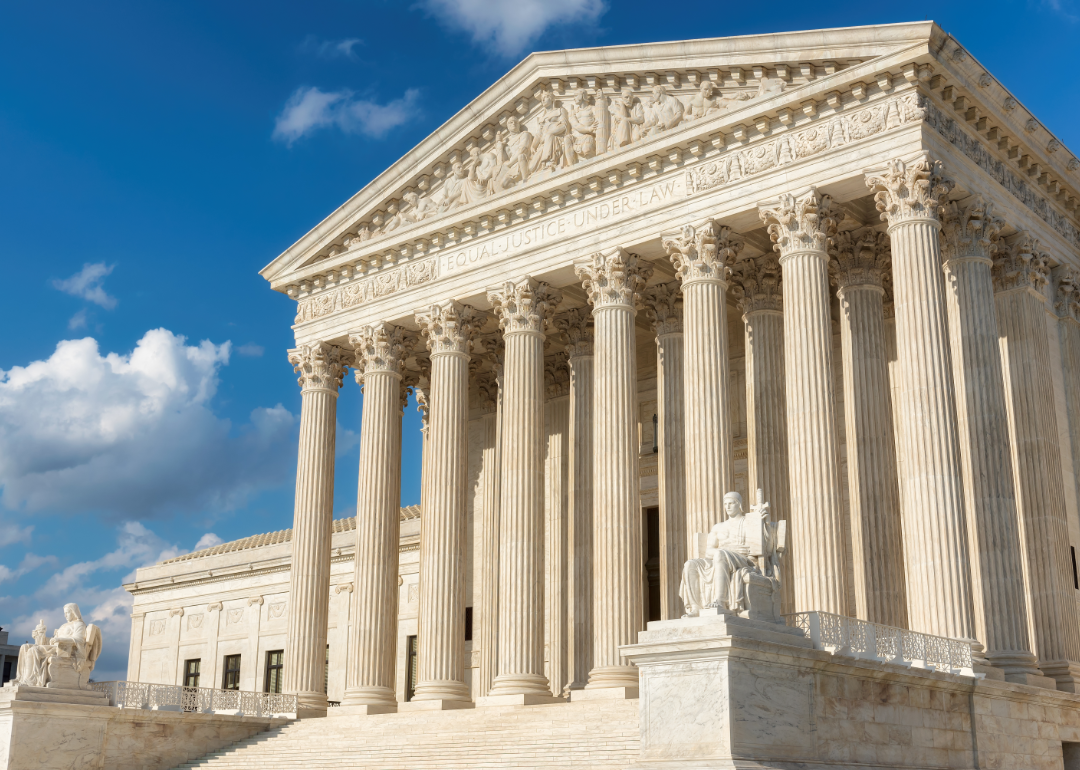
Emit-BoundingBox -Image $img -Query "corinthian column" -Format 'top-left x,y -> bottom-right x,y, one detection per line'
1056,269 -> 1080,540
412,302 -> 481,705
475,365 -> 501,698
575,248 -> 652,694
730,253 -> 791,614
544,353 -> 570,696
662,223 -> 738,542
994,233 -> 1080,691
341,324 -> 414,711
485,278 -> 563,702
939,198 -> 1043,683
759,190 -> 847,615
828,231 -> 907,628
557,309 -> 594,692
642,282 -> 686,620
865,156 -> 976,643
283,342 -> 349,718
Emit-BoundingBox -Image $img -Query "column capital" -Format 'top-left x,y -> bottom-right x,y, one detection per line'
407,354 -> 431,427
575,248 -> 653,310
758,188 -> 840,259
553,308 -> 593,358
476,371 -> 499,413
416,301 -> 482,356
993,231 -> 1051,295
731,254 -> 783,314
544,353 -> 570,399
940,195 -> 1003,266
288,342 -> 351,393
1054,266 -> 1080,322
642,281 -> 684,335
661,221 -> 742,285
865,154 -> 954,228
487,277 -> 563,336
829,230 -> 891,291
349,323 -> 416,381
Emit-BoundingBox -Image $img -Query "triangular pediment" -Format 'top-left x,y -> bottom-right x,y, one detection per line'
262,22 -> 941,288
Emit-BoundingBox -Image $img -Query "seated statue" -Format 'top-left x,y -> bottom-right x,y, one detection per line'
13,603 -> 102,690
679,490 -> 786,621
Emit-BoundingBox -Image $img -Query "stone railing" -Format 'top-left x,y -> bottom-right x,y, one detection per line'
786,611 -> 976,676
89,681 -> 297,717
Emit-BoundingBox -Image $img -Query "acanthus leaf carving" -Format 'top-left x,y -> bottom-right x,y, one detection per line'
641,281 -> 684,335
288,342 -> 351,393
939,195 -> 1003,264
575,248 -> 653,309
415,301 -> 482,356
349,322 -> 415,380
487,278 -> 564,335
865,154 -> 954,226
1054,266 -> 1080,321
829,229 -> 891,290
662,220 -> 742,284
730,253 -> 783,314
544,352 -> 570,399
758,188 -> 840,258
553,308 -> 593,358
993,231 -> 1051,294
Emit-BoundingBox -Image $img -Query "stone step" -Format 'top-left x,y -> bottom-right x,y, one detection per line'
171,700 -> 640,769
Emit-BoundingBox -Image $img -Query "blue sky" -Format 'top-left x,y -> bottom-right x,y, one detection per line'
1,0 -> 1077,681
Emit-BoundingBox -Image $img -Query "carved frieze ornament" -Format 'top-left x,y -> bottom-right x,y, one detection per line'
641,281 -> 684,335
575,248 -> 653,309
553,308 -> 594,358
415,301 -> 482,356
828,230 -> 891,290
544,352 -> 571,399
758,188 -> 841,258
487,278 -> 564,335
864,154 -> 954,227
1054,266 -> 1080,322
939,195 -> 1003,264
288,342 -> 351,393
349,322 -> 416,381
730,254 -> 783,314
993,231 -> 1051,293
662,221 -> 742,285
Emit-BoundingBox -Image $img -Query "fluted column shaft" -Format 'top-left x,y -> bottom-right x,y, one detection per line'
488,279 -> 562,697
544,381 -> 570,696
342,324 -> 412,707
283,343 -> 349,717
476,373 -> 501,697
563,310 -> 594,692
577,249 -> 651,690
760,192 -> 847,614
414,303 -> 478,702
995,238 -> 1080,690
867,157 -> 977,642
939,200 -> 1039,679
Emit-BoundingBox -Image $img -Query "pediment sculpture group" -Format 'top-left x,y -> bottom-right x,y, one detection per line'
347,78 -> 785,247
6,603 -> 103,691
680,490 -> 787,623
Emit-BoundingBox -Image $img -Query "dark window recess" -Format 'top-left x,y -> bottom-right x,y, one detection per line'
464,607 -> 473,642
652,414 -> 659,453
324,644 -> 329,695
405,636 -> 419,702
644,506 -> 662,623
222,655 -> 241,691
183,658 -> 201,689
264,650 -> 284,694
1072,546 -> 1079,590
3,661 -> 13,684
1063,741 -> 1080,770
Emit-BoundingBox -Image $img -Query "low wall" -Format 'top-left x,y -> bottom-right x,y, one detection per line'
0,699 -> 289,770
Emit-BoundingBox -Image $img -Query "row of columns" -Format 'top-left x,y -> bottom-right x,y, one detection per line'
281,153 -> 1080,714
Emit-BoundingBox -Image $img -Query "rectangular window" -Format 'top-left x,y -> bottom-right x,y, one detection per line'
405,635 -> 418,702
183,658 -> 201,688
2,661 -> 12,684
222,654 -> 241,691
464,607 -> 473,642
264,650 -> 284,694
644,506 -> 662,623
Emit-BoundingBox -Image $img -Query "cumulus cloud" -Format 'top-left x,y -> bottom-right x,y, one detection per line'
0,329 -> 296,518
0,553 -> 56,584
272,87 -> 421,145
194,532 -> 223,550
299,35 -> 363,60
417,0 -> 606,57
51,262 -> 118,310
237,343 -> 264,358
0,514 -> 32,547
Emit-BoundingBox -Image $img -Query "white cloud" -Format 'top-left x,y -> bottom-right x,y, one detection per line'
0,553 -> 56,583
299,35 -> 363,60
51,262 -> 118,310
0,514 -> 32,547
194,532 -> 223,550
0,329 -> 296,517
272,87 -> 421,146
417,0 -> 606,57
68,309 -> 89,330
237,343 -> 264,358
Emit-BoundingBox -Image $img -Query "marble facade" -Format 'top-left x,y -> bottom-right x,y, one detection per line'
122,19 -> 1080,769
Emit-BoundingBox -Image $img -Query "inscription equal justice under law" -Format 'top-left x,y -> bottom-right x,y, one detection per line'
441,177 -> 684,275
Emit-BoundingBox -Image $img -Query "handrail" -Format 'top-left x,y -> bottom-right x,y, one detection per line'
786,610 -> 977,677
88,681 -> 297,717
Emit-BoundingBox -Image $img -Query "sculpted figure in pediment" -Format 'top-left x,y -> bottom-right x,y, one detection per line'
494,116 -> 534,188
531,89 -> 574,174
568,89 -> 599,161
610,87 -> 645,149
592,87 -> 610,154
641,85 -> 685,138
687,81 -> 721,120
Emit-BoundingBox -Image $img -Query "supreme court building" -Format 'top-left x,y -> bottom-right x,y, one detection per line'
123,20 -> 1080,769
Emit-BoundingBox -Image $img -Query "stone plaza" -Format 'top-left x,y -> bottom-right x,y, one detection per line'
6,18 -> 1080,770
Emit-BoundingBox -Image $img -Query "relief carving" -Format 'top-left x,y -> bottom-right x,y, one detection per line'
268,602 -> 286,620
227,609 -> 244,626
187,613 -> 204,631
149,619 -> 166,636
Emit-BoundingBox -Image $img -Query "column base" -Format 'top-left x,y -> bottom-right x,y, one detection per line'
398,699 -> 475,712
331,703 -> 398,716
569,686 -> 638,701
295,691 -> 329,719
411,680 -> 471,703
985,650 -> 1054,688
1038,660 -> 1080,692
487,673 -> 552,697
339,686 -> 398,709
476,693 -> 565,707
584,665 -> 639,690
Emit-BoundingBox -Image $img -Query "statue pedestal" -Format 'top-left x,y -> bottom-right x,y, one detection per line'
0,682 -> 109,707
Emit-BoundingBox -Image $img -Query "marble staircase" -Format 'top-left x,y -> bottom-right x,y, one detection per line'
172,698 -> 641,769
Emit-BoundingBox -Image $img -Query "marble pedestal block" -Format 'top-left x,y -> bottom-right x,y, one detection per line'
622,612 -> 1080,770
